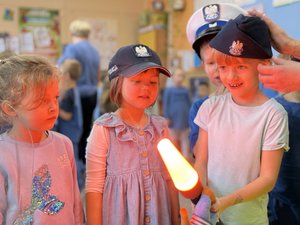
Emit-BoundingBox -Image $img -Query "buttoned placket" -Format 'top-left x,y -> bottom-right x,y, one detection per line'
135,128 -> 152,224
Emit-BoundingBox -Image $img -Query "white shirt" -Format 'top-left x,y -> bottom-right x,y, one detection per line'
194,93 -> 289,225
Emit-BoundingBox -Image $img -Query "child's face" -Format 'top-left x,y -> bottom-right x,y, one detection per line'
15,79 -> 59,132
217,57 -> 261,101
200,43 -> 222,87
121,68 -> 159,110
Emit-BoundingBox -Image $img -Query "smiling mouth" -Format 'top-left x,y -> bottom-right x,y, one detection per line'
228,82 -> 243,88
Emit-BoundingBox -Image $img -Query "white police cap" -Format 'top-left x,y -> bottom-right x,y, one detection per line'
186,3 -> 246,56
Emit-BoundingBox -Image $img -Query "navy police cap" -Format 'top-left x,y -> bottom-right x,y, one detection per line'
209,14 -> 273,59
108,44 -> 171,81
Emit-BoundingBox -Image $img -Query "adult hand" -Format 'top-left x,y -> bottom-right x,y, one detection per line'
248,9 -> 296,56
258,57 -> 300,92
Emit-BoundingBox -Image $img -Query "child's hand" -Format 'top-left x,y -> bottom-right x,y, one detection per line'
202,186 -> 216,204
211,197 -> 227,215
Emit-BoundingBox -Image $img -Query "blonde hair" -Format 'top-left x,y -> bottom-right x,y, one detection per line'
0,55 -> 59,123
69,20 -> 91,38
61,59 -> 81,81
212,49 -> 270,65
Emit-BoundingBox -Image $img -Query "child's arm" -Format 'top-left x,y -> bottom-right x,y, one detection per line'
193,128 -> 208,186
86,192 -> 103,225
211,148 -> 284,213
85,124 -> 108,225
167,180 -> 181,225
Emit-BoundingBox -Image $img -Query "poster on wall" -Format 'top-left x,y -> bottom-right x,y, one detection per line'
19,7 -> 61,62
87,19 -> 118,71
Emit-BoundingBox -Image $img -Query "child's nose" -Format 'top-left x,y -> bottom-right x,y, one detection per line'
227,69 -> 238,80
48,101 -> 58,112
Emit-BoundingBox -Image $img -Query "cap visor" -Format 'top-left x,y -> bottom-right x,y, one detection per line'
120,62 -> 171,77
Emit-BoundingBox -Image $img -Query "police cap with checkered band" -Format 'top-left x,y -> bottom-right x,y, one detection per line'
186,3 -> 246,58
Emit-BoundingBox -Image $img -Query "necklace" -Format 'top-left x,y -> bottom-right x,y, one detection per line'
117,109 -> 148,130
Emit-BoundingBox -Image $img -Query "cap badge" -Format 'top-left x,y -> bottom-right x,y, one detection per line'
134,45 -> 151,57
229,40 -> 244,56
203,4 -> 220,22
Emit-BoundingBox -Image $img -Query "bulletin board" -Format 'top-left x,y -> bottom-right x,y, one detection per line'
18,7 -> 61,62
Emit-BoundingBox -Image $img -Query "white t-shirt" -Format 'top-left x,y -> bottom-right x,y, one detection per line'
194,93 -> 289,225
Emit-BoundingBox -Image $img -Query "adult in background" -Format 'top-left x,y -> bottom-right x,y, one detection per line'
58,19 -> 100,165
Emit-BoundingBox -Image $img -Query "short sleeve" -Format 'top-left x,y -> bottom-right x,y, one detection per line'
57,44 -> 76,65
194,99 -> 210,132
263,108 -> 289,151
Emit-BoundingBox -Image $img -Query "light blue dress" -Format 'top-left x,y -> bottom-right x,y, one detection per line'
95,113 -> 173,225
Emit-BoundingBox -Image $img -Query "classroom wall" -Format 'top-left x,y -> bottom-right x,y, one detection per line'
0,0 -> 145,49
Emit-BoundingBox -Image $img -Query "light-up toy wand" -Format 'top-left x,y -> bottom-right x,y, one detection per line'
157,138 -> 203,199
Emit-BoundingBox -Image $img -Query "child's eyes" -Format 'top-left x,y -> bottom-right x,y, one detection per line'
238,65 -> 247,70
218,65 -> 226,71
131,80 -> 158,85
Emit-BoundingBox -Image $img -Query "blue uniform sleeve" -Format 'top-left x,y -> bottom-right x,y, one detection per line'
189,97 -> 208,152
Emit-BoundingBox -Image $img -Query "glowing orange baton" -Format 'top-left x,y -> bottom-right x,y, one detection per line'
157,138 -> 203,199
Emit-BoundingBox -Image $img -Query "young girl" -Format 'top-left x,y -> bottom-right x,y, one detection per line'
0,55 -> 83,224
194,15 -> 289,224
85,44 -> 180,225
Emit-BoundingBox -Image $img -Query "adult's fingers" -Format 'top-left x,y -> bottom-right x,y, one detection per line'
271,56 -> 289,65
258,73 -> 275,86
257,63 -> 275,75
257,57 -> 287,74
247,9 -> 264,18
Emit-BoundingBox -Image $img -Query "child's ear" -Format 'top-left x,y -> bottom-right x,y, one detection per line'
1,101 -> 17,117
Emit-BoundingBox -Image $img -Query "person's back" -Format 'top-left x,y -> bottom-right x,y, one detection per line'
62,41 -> 99,95
58,19 -> 100,165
